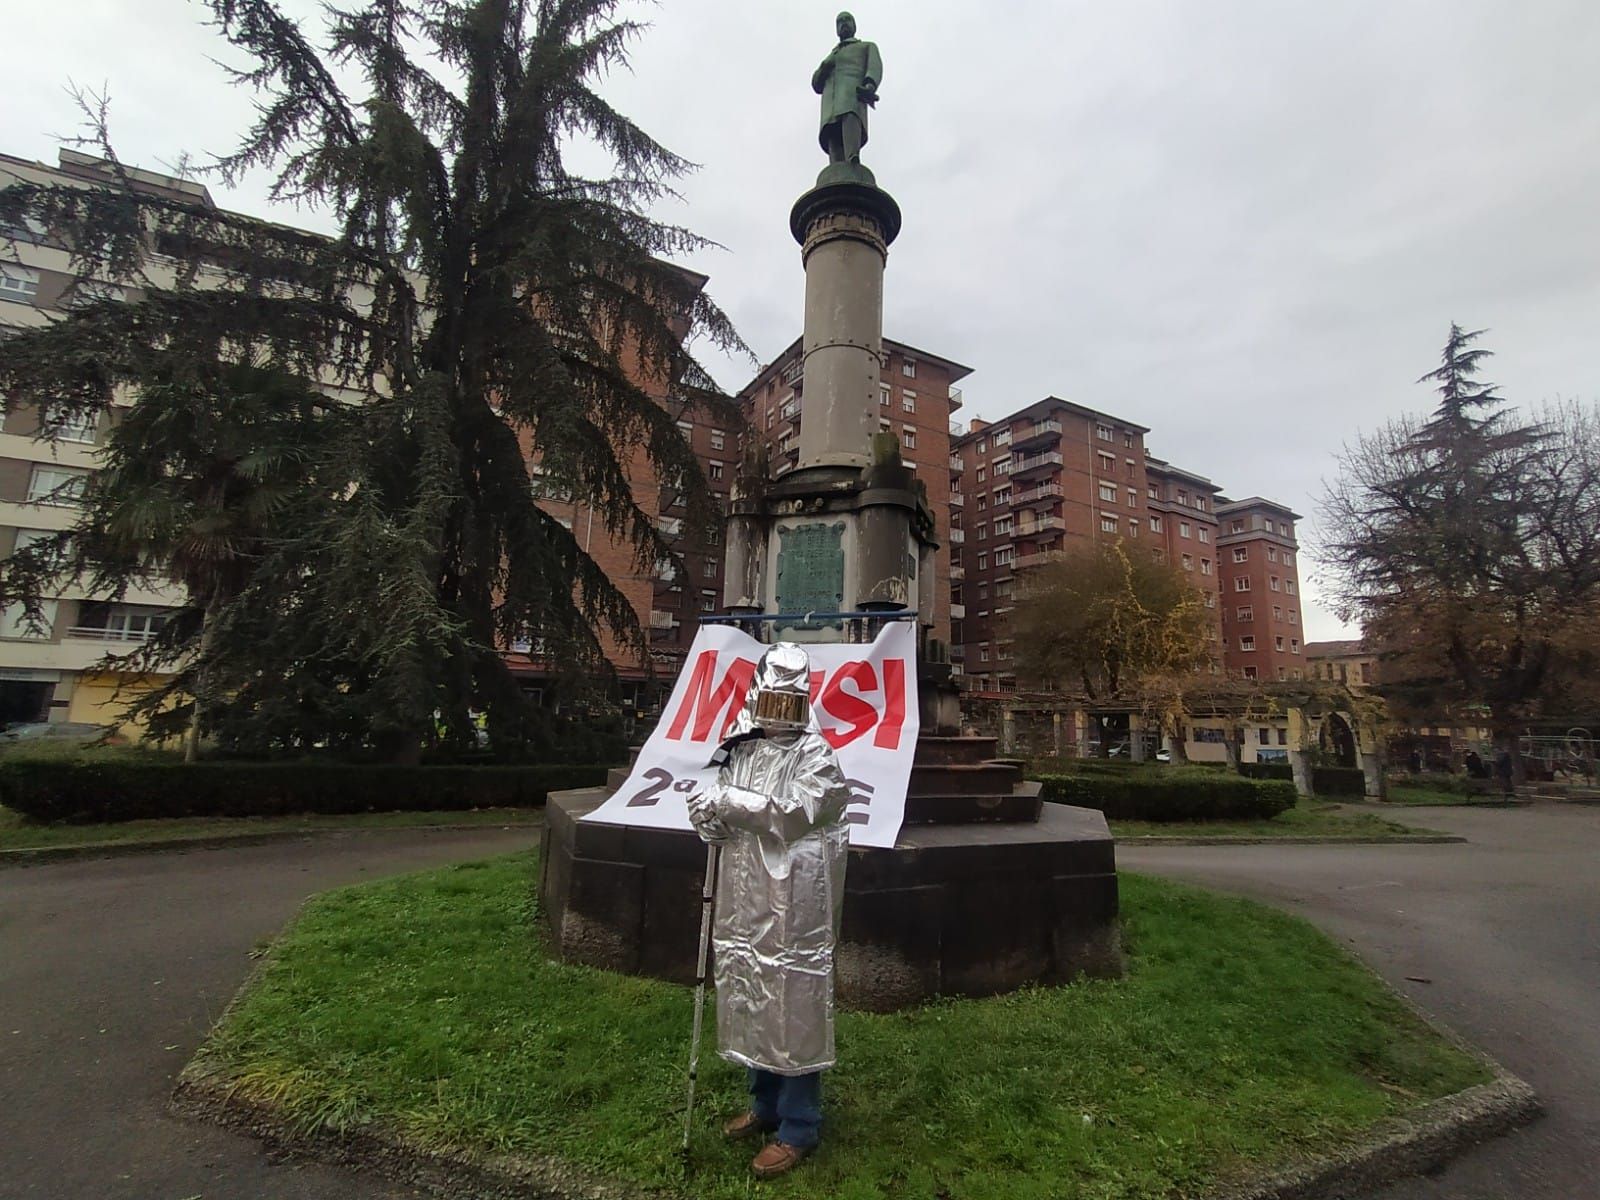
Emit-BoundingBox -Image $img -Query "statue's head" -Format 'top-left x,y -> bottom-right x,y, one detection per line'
836,11 -> 856,40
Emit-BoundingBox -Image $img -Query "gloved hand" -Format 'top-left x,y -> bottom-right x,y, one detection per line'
685,789 -> 731,844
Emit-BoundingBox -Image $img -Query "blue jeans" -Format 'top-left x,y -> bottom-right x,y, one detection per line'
748,1068 -> 823,1149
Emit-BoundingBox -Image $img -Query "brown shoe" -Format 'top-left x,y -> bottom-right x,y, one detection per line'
722,1111 -> 776,1141
751,1141 -> 811,1179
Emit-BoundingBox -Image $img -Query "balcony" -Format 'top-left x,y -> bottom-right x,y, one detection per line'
1014,482 -> 1063,505
1015,549 -> 1065,570
655,515 -> 683,538
948,491 -> 964,508
949,564 -> 966,581
780,397 -> 801,423
948,385 -> 963,411
949,644 -> 965,661
1010,451 -> 1063,478
647,609 -> 677,630
948,528 -> 965,545
949,455 -> 963,473
949,602 -> 966,619
781,357 -> 804,387
65,625 -> 157,644
1011,418 -> 1063,451
1015,515 -> 1066,536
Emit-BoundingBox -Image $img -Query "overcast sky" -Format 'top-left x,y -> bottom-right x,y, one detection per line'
7,1 -> 1598,641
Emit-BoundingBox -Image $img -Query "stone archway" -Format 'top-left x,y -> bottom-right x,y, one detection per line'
1321,712 -> 1358,768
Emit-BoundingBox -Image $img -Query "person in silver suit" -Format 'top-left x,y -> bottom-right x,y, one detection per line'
686,642 -> 852,1180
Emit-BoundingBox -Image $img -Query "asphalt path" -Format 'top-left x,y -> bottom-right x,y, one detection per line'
0,827 -> 538,1200
1120,802 -> 1600,1200
2,809 -> 1593,1199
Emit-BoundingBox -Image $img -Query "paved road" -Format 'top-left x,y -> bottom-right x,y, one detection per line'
0,828 -> 539,1200
1121,802 -> 1600,1200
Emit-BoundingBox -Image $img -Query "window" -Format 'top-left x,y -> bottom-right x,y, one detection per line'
902,391 -> 917,413
1258,727 -> 1270,745
1179,521 -> 1191,539
993,428 -> 1011,446
878,418 -> 891,433
1128,518 -> 1139,538
1291,638 -> 1300,654
0,599 -> 59,640
1286,580 -> 1297,595
1243,666 -> 1258,680
976,522 -> 988,541
1096,424 -> 1113,442
700,590 -> 717,612
1148,484 -> 1159,500
1275,636 -> 1285,651
1127,488 -> 1137,507
27,466 -> 88,506
675,418 -> 693,435
703,559 -> 718,578
708,461 -> 724,481
1124,432 -> 1134,447
993,515 -> 1012,535
979,644 -> 990,663
1098,482 -> 1116,502
1230,519 -> 1244,533
1232,546 -> 1248,563
902,360 -> 917,378
44,403 -> 97,444
1204,592 -> 1216,608
709,428 -> 725,451
902,426 -> 917,449
1100,514 -> 1118,533
977,551 -> 989,570
994,546 -> 1014,565
0,264 -> 41,304
1181,553 -> 1193,571
1236,605 -> 1253,621
976,466 -> 986,483
766,407 -> 776,430
1149,515 -> 1162,533
993,487 -> 1010,505
1277,667 -> 1287,680
1200,558 -> 1212,575
1196,496 -> 1208,511
11,529 -> 59,557
993,458 -> 1011,475
996,578 -> 1013,597
976,438 -> 987,454
880,385 -> 890,408
1267,546 -> 1278,563
1263,519 -> 1275,534
1178,490 -> 1190,507
977,581 -> 990,599
1284,551 -> 1294,566
1197,526 -> 1210,544
1097,452 -> 1115,472
1234,577 -> 1251,592
977,493 -> 987,510
1269,576 -> 1281,592
1289,608 -> 1298,623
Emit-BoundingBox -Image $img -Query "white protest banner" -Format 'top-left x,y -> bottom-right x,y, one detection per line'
583,621 -> 919,849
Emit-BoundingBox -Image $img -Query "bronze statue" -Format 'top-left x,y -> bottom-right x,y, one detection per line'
812,11 -> 881,167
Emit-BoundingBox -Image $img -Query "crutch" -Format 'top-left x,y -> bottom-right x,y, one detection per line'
682,840 -> 721,1166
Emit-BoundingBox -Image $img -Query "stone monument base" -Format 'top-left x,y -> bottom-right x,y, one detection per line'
539,772 -> 1122,1012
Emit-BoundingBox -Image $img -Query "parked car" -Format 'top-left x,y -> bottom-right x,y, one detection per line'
0,721 -> 121,744
1104,741 -> 1171,763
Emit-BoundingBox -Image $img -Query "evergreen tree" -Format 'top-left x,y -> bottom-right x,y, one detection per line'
1322,327 -> 1600,775
0,0 -> 744,759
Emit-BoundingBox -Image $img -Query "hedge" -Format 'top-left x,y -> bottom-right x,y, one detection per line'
1239,762 -> 1369,796
0,761 -> 612,824
1031,768 -> 1296,822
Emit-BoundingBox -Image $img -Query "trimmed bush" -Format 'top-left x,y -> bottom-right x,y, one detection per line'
1031,768 -> 1296,822
0,761 -> 611,825
1239,762 -> 1368,796
1397,771 -> 1493,797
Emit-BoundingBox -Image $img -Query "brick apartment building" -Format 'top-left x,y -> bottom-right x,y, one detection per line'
1215,497 -> 1306,682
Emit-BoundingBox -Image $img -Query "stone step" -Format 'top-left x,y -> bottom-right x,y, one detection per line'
909,762 -> 1024,796
904,784 -> 1043,825
912,735 -> 1000,766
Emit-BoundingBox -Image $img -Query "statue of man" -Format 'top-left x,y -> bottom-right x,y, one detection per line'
812,11 -> 881,167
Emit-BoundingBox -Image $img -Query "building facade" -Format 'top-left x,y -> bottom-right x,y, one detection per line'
1215,497 -> 1306,682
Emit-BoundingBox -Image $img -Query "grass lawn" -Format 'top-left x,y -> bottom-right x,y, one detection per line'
1109,800 -> 1429,840
184,853 -> 1489,1200
0,805 -> 543,852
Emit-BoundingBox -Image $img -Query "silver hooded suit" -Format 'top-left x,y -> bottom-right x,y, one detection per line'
686,646 -> 852,1076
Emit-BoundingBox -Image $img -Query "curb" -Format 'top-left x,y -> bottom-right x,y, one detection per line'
0,821 -> 543,868
1117,834 -> 1465,846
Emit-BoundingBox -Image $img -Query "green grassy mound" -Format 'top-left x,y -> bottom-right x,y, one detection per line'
184,854 -> 1488,1200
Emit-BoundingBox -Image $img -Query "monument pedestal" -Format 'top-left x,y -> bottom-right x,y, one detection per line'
541,739 -> 1122,1013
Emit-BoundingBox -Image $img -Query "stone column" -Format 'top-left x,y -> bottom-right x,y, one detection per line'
1360,752 -> 1386,801
1129,715 -> 1147,762
1288,749 -> 1314,798
1052,710 -> 1063,758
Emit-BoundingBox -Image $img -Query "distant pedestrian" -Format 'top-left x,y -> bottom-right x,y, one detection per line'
1464,750 -> 1488,780
1494,748 -> 1515,799
1408,748 -> 1423,774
